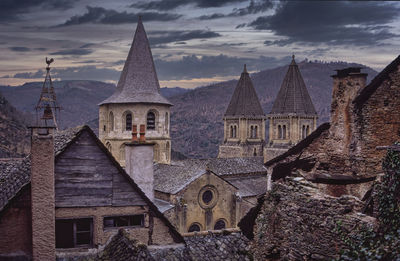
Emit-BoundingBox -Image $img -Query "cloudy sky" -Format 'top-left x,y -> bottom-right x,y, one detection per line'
0,0 -> 399,88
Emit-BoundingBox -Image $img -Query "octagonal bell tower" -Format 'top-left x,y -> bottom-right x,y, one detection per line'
99,17 -> 172,166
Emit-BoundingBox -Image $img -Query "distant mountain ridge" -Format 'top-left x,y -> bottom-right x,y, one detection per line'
0,61 -> 378,158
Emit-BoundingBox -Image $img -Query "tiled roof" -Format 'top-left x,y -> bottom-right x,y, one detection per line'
0,126 -> 83,212
270,56 -> 317,116
154,157 -> 267,194
153,198 -> 174,213
99,17 -> 172,106
226,175 -> 268,198
224,65 -> 265,117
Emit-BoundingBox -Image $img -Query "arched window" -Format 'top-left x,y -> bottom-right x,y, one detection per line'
109,111 -> 114,132
253,148 -> 257,156
283,125 -> 287,139
125,113 -> 132,131
166,142 -> 170,162
278,125 -> 282,139
230,125 -> 233,138
165,112 -> 169,134
147,112 -> 156,130
233,126 -> 237,138
106,142 -> 112,152
188,223 -> 201,232
214,219 -> 226,230
302,125 -> 306,139
306,125 -> 310,136
254,125 -> 258,138
119,144 -> 125,161
250,126 -> 254,138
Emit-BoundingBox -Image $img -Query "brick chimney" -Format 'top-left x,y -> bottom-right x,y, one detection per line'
125,125 -> 154,201
330,68 -> 367,150
30,126 -> 56,261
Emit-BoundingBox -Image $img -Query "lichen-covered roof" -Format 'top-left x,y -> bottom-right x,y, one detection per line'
154,157 -> 267,194
224,65 -> 265,117
0,126 -> 83,212
99,17 -> 172,106
270,56 -> 317,116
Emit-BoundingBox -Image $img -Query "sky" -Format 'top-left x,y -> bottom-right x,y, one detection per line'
0,0 -> 399,89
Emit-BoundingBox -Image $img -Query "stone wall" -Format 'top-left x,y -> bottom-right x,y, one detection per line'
0,187 -> 32,260
99,103 -> 171,165
250,178 -> 375,260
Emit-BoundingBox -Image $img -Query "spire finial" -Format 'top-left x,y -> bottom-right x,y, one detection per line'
291,54 -> 296,65
243,64 -> 247,73
138,15 -> 142,23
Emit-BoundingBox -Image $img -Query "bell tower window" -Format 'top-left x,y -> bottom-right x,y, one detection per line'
125,113 -> 132,131
147,112 -> 156,130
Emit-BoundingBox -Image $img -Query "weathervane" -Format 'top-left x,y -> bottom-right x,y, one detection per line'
35,57 -> 60,130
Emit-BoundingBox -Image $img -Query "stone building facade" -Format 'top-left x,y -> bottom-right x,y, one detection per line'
265,56 -> 318,162
99,17 -> 172,166
264,55 -> 400,199
218,65 -> 266,158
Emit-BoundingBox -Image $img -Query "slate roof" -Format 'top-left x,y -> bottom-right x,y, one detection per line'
99,17 -> 172,106
270,56 -> 317,116
154,157 -> 267,194
224,65 -> 265,117
226,175 -> 268,198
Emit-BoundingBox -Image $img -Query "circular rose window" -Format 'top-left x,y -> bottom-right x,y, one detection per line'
198,186 -> 218,209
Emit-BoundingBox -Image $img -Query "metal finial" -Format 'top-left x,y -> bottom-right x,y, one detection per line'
243,64 -> 247,73
138,15 -> 143,22
292,54 -> 295,60
45,57 -> 54,70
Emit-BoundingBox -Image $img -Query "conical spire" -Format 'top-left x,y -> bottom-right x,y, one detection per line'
225,64 -> 264,117
270,56 -> 317,115
100,17 -> 171,105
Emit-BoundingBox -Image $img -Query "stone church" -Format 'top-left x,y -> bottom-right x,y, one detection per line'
99,17 -> 172,166
264,55 -> 318,161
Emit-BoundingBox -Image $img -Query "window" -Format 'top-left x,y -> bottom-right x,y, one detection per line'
230,125 -> 237,138
278,125 -> 282,139
306,125 -> 310,136
103,215 -> 144,228
109,111 -> 114,131
56,218 -> 93,248
188,223 -> 201,232
250,125 -> 258,138
147,112 -> 156,130
125,113 -> 132,131
283,125 -> 287,139
230,126 -> 233,138
214,219 -> 226,230
202,190 -> 213,204
166,142 -> 170,162
165,112 -> 169,133
253,148 -> 257,156
302,125 -> 306,139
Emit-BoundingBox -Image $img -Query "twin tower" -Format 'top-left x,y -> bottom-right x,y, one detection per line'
218,56 -> 318,161
99,18 -> 317,165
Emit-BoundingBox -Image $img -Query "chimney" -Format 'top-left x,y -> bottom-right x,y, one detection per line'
132,125 -> 138,142
30,126 -> 56,261
125,128 -> 154,201
330,67 -> 367,148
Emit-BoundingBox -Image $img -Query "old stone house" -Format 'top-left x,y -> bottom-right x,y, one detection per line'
264,55 -> 318,162
99,17 -> 172,166
0,125 -> 183,261
264,55 -> 400,199
218,65 -> 267,158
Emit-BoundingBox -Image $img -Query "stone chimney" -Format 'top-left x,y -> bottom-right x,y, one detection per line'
330,68 -> 367,150
125,125 -> 155,201
30,126 -> 56,261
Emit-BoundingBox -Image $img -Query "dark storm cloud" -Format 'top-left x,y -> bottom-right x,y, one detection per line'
149,30 -> 221,46
154,54 -> 287,80
58,6 -> 181,26
248,1 -> 400,46
50,49 -> 93,56
198,0 -> 273,20
131,0 -> 247,11
0,0 -> 78,22
9,47 -> 31,52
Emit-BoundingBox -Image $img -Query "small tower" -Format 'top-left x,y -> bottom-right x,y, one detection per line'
35,57 -> 60,129
264,55 -> 318,162
99,17 -> 172,166
218,64 -> 266,158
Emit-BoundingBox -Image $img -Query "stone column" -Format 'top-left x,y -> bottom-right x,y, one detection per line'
30,127 -> 55,261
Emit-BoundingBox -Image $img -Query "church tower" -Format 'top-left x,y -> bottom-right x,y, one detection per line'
218,65 -> 266,158
99,17 -> 172,166
264,55 -> 318,162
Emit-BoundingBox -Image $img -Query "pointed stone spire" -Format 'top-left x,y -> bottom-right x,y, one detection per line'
225,64 -> 264,117
100,17 -> 171,105
269,55 -> 317,115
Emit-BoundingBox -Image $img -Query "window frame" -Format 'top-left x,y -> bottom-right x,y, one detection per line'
103,214 -> 145,230
56,217 -> 94,249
